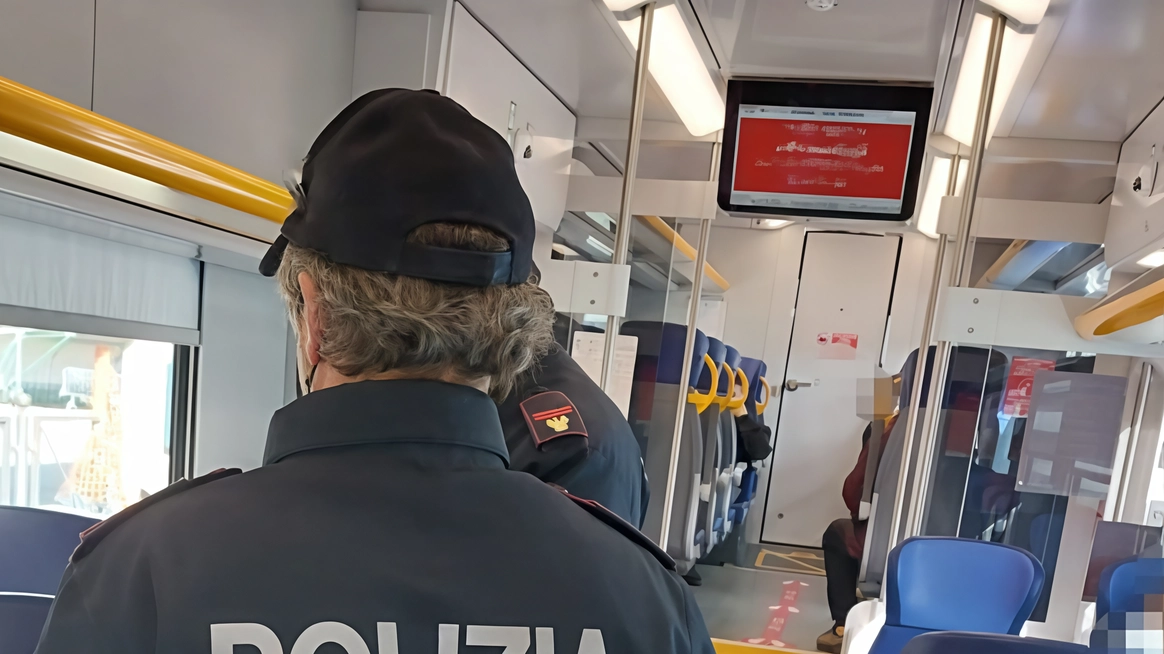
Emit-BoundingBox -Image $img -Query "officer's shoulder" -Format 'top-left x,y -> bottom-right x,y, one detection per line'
70,467 -> 242,563
551,484 -> 676,571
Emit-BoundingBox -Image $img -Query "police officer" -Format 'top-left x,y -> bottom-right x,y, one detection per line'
35,89 -> 714,654
499,275 -> 649,527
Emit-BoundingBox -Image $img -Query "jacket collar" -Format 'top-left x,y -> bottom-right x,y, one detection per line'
263,379 -> 509,466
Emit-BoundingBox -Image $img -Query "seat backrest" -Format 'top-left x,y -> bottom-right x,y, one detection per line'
1098,556 -> 1164,618
902,632 -> 1090,654
0,593 -> 54,654
621,321 -> 708,387
0,506 -> 98,594
886,537 -> 1044,634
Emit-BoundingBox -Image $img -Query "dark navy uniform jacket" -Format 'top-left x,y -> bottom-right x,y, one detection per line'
35,379 -> 713,654
499,344 -> 649,527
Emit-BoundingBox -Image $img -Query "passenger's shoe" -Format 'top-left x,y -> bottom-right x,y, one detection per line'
682,568 -> 703,586
816,625 -> 844,654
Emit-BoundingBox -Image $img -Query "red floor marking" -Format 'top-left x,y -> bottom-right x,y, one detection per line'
743,580 -> 809,648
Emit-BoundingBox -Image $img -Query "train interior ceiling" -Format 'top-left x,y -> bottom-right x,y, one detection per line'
5,0 -> 1164,652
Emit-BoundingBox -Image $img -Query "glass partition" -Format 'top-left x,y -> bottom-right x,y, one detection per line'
921,346 -> 1115,621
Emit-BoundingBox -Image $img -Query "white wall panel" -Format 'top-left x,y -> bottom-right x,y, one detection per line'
0,0 -> 95,108
194,264 -> 292,475
353,11 -> 431,96
445,2 -> 575,232
92,0 -> 357,183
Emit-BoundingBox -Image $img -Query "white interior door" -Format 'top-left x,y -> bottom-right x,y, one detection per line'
762,232 -> 901,546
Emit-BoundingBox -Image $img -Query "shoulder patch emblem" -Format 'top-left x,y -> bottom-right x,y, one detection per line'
554,485 -> 676,571
71,467 -> 241,563
521,391 -> 587,447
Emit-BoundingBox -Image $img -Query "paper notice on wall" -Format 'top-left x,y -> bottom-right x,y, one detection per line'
1002,357 -> 1056,417
570,332 -> 639,418
817,332 -> 858,360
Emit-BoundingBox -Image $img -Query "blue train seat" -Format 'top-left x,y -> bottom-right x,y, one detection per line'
870,536 -> 1045,654
621,321 -> 709,574
697,337 -> 728,554
1097,556 -> 1164,619
0,593 -> 54,654
0,505 -> 98,595
902,632 -> 1089,654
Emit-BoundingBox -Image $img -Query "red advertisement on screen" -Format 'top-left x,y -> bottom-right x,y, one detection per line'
732,117 -> 913,200
1002,357 -> 1057,417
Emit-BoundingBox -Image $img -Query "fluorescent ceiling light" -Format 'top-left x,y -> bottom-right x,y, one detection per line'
917,156 -> 952,238
604,0 -> 645,10
755,218 -> 791,230
943,15 -> 1034,147
585,211 -> 616,230
586,236 -> 615,258
1138,251 -> 1164,268
617,5 -> 725,137
981,0 -> 1050,25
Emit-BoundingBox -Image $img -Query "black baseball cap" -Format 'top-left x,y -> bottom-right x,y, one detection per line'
259,88 -> 535,286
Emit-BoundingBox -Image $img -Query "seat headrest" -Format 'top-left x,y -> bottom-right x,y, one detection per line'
724,346 -> 741,369
699,338 -> 727,392
621,321 -> 708,387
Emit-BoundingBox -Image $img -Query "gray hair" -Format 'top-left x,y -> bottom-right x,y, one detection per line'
277,223 -> 554,401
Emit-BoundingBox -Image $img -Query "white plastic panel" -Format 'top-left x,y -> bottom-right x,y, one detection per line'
0,194 -> 200,330
444,2 -> 575,231
194,264 -> 292,475
353,11 -> 431,96
0,0 -> 95,108
1106,94 -> 1164,270
92,0 -> 357,183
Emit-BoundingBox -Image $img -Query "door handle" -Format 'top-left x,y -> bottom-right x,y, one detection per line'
785,379 -> 816,392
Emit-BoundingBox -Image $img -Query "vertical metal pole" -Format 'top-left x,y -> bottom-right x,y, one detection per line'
1115,363 -> 1153,521
659,141 -> 721,550
892,12 -> 1007,546
601,1 -> 655,391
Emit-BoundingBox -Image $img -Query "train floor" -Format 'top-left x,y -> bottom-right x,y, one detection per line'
691,545 -> 831,653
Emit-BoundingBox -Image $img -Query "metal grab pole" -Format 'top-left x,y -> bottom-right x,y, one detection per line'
892,12 -> 1007,547
601,1 -> 655,392
659,215 -> 713,550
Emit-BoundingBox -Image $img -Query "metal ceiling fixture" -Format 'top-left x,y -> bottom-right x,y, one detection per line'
806,0 -> 838,10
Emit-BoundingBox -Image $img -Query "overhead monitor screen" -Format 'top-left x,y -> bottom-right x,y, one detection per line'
719,81 -> 932,222
731,106 -> 915,214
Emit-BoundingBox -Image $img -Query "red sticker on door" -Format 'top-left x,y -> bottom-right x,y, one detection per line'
1002,357 -> 1056,417
817,332 -> 858,360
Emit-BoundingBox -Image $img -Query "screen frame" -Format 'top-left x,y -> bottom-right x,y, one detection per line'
718,79 -> 934,223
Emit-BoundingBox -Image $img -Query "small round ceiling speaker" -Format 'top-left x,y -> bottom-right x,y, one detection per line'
806,0 -> 839,10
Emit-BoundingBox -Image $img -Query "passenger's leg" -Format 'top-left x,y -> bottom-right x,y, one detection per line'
817,519 -> 860,654
822,519 -> 860,625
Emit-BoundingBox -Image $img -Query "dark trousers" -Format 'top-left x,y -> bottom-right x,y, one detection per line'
822,518 -> 860,625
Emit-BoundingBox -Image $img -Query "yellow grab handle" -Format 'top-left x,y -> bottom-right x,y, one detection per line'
728,367 -> 750,410
755,376 -> 772,414
687,354 -> 719,414
717,362 -> 735,410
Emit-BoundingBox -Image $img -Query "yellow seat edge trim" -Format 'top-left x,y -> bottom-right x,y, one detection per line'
688,353 -> 719,414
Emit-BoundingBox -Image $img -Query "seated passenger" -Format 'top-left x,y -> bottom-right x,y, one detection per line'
817,414 -> 898,654
35,89 -> 714,654
498,315 -> 649,526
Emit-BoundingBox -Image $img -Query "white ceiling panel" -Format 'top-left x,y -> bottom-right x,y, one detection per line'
458,0 -> 680,122
695,0 -> 951,81
1010,0 -> 1164,141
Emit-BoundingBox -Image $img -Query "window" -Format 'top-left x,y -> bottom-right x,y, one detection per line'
0,326 -> 178,518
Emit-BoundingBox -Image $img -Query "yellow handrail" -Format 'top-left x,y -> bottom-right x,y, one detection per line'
0,75 -> 293,223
